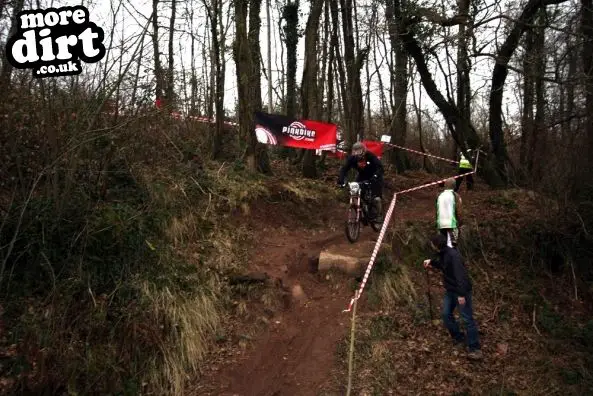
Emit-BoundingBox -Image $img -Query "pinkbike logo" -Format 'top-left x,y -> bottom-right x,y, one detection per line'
281,122 -> 316,141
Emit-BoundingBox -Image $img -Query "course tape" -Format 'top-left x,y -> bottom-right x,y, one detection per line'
342,168 -> 477,312
343,193 -> 398,312
393,170 -> 476,195
384,142 -> 459,165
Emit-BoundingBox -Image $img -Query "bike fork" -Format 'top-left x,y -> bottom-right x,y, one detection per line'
350,195 -> 362,222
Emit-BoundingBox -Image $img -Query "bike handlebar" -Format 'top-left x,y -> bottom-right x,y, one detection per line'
338,180 -> 375,189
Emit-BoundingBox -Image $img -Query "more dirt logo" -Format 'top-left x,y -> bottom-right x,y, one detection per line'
5,6 -> 106,78
282,122 -> 316,141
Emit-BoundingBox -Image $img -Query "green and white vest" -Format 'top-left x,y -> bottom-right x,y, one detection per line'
459,151 -> 472,169
436,189 -> 457,229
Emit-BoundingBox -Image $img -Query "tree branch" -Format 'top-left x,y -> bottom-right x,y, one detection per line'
414,7 -> 470,26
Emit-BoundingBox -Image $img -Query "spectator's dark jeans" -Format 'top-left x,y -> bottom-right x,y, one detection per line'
442,290 -> 480,352
455,168 -> 473,191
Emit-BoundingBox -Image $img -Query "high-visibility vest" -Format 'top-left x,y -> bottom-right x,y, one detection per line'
459,151 -> 472,169
436,190 -> 458,229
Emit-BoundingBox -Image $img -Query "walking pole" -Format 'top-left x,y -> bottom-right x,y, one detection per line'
425,268 -> 434,320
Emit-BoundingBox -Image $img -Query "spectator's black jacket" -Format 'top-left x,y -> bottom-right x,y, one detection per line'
338,151 -> 384,185
430,246 -> 472,297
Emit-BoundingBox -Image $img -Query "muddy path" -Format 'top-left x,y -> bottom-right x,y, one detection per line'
193,178 -> 470,395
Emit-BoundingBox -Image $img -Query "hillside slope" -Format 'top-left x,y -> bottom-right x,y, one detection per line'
191,170 -> 593,395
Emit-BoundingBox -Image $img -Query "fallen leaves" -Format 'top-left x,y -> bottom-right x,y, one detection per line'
496,342 -> 509,357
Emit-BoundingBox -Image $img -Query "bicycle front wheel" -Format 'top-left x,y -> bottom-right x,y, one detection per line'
345,207 -> 361,243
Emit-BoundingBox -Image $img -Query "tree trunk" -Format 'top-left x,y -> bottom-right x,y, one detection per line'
330,0 -> 348,133
206,0 -> 225,159
532,8 -> 546,180
190,9 -> 198,115
456,0 -> 472,146
488,0 -> 568,183
386,0 -> 409,172
400,22 -> 496,183
131,34 -> 146,111
564,34 -> 577,141
235,0 -> 269,173
207,16 -> 215,119
412,75 -> 432,172
152,0 -> 165,103
582,0 -> 593,174
0,0 -> 25,90
319,0 -> 330,118
373,25 -> 389,129
340,0 -> 366,145
327,14 -> 336,123
520,28 -> 535,174
284,1 -> 299,118
166,0 -> 177,103
365,33 -> 372,136
267,0 -> 273,112
249,0 -> 271,172
281,1 -> 299,159
301,0 -> 325,178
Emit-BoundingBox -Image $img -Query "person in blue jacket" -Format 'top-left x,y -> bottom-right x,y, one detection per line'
423,233 -> 483,360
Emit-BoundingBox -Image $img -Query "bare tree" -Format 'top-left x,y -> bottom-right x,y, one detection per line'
386,0 -> 409,172
340,0 -> 368,145
166,0 -> 177,103
456,0 -> 472,148
582,0 -> 593,173
235,0 -> 271,172
283,0 -> 299,119
488,0 -> 568,183
152,0 -> 165,103
0,0 -> 24,90
204,0 -> 227,158
301,0 -> 325,178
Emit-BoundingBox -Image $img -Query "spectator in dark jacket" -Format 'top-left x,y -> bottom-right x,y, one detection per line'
423,233 -> 482,360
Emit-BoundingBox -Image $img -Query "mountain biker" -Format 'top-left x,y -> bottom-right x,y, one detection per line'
337,141 -> 384,221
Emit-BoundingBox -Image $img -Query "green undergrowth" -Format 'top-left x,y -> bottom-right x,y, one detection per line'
0,144 -> 337,395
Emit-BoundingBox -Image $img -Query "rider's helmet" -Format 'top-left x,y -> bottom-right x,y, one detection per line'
351,142 -> 366,159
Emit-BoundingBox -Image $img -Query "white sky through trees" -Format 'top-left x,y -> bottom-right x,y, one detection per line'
1,0 -> 554,138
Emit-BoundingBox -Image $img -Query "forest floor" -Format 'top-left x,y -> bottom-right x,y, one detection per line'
189,167 -> 593,396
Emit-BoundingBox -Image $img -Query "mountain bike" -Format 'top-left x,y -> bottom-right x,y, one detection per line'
343,180 -> 383,243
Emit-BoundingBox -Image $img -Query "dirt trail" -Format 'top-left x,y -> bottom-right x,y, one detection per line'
194,178 -> 470,395
197,199 -> 372,395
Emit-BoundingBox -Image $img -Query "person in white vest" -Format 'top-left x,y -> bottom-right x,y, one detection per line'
436,178 -> 463,248
455,148 -> 474,192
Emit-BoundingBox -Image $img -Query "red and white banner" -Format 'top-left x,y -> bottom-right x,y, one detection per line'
254,111 -> 338,150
